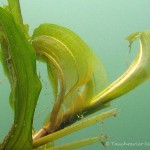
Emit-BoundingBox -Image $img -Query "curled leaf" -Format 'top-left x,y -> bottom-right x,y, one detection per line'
89,31 -> 150,109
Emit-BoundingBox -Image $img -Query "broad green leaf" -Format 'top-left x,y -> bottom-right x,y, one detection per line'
31,24 -> 108,138
0,7 -> 41,150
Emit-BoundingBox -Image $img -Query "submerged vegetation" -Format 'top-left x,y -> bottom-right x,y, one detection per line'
0,0 -> 150,149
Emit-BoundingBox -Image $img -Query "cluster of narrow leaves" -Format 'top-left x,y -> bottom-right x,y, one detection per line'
0,1 -> 150,150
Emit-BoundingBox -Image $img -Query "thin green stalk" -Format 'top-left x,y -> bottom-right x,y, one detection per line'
47,136 -> 104,150
33,109 -> 117,148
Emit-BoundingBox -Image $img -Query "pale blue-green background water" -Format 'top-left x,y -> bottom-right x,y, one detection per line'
0,0 -> 150,150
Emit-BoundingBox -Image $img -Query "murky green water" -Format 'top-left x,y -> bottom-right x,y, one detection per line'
0,0 -> 150,149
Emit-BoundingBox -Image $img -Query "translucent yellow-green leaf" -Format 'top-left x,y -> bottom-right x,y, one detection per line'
31,24 -> 108,137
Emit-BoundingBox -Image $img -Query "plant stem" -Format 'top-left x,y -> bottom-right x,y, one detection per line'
47,136 -> 104,150
33,109 -> 117,148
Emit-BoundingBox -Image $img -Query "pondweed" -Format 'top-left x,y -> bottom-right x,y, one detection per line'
0,1 -> 150,150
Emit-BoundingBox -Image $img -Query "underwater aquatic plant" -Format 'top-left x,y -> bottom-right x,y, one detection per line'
0,0 -> 150,149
